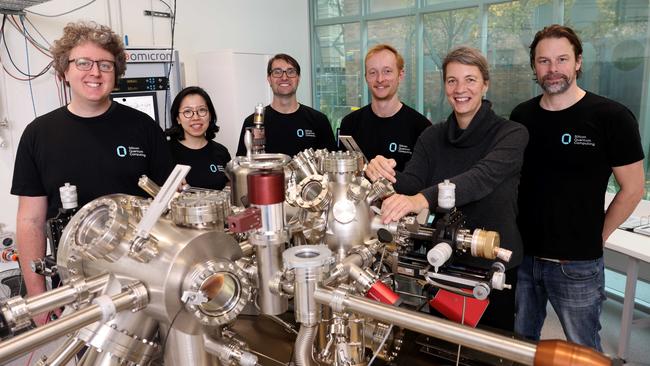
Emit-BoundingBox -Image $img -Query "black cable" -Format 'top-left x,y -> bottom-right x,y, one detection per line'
23,15 -> 51,47
25,0 -> 98,18
158,0 -> 174,16
0,15 -> 5,46
0,27 -> 53,79
162,0 -> 177,129
21,16 -> 37,117
160,307 -> 183,355
1,22 -> 51,78
14,15 -> 51,53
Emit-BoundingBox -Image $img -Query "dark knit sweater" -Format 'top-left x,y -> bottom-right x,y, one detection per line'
395,101 -> 528,268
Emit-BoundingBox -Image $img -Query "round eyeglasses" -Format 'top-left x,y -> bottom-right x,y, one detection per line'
270,68 -> 298,78
68,58 -> 116,72
180,107 -> 209,119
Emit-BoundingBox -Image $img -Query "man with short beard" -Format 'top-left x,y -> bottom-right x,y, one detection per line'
510,24 -> 644,351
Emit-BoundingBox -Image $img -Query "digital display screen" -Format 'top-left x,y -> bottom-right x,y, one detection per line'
111,92 -> 159,122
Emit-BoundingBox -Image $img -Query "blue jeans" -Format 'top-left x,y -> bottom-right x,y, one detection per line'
515,255 -> 606,351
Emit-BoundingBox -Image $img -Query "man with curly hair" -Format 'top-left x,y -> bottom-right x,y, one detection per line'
11,21 -> 172,325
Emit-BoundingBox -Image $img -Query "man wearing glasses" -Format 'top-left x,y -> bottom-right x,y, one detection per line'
11,22 -> 172,326
236,53 -> 337,156
339,44 -> 430,172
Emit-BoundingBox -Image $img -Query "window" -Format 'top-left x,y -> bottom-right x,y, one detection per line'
368,16 -> 417,109
316,0 -> 360,19
311,0 -> 650,194
423,7 -> 480,122
310,0 -> 650,307
314,23 -> 362,131
487,1 -> 554,117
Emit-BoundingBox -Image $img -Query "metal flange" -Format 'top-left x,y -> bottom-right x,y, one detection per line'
68,197 -> 129,262
182,259 -> 251,326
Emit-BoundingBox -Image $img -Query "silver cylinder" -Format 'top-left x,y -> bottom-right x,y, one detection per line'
138,175 -> 161,197
239,240 -> 254,257
57,196 -> 244,334
22,273 -> 109,317
313,287 -> 536,365
251,233 -> 288,315
258,202 -> 284,233
35,336 -> 86,366
283,245 -> 332,325
294,266 -> 322,325
162,329 -> 219,366
0,288 -> 144,365
225,154 -> 290,207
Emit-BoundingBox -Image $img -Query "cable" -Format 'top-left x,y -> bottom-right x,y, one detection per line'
21,16 -> 38,117
10,15 -> 51,54
1,24 -> 52,78
454,296 -> 467,366
368,323 -> 393,366
25,0 -> 98,18
23,16 -> 51,47
160,307 -> 183,355
0,14 -> 5,45
54,71 -> 63,106
162,0 -> 177,129
248,349 -> 286,366
158,0 -> 174,16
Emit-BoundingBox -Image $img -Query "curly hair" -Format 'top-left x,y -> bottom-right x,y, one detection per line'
166,86 -> 220,141
51,21 -> 126,83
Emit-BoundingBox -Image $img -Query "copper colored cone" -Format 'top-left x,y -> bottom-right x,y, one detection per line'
534,340 -> 611,366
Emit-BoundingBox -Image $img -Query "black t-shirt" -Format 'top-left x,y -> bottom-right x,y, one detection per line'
169,139 -> 231,190
511,92 -> 644,260
338,103 -> 431,171
236,104 -> 337,157
11,102 -> 173,219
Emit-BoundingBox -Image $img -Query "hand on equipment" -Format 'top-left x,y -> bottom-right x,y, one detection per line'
366,155 -> 397,183
380,193 -> 428,224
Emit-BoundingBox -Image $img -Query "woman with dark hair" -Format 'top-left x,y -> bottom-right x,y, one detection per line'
167,86 -> 231,190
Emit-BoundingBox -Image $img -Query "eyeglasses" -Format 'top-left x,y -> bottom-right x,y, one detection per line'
180,107 -> 209,119
270,68 -> 298,78
68,58 -> 116,72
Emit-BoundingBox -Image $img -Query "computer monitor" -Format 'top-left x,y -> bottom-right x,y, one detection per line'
111,91 -> 159,123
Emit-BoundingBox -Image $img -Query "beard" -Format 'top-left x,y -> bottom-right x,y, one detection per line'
539,72 -> 571,95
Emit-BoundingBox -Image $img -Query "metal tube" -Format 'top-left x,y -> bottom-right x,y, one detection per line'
25,273 -> 110,316
138,175 -> 161,197
35,336 -> 86,366
259,203 -> 284,233
251,234 -> 288,315
239,240 -> 254,257
0,287 -> 143,365
313,287 -> 537,365
294,324 -> 318,366
164,329 -> 219,366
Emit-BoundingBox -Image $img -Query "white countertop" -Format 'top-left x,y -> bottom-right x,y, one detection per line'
605,193 -> 650,263
606,229 -> 650,263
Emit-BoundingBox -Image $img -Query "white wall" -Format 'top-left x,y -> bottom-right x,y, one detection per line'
0,0 -> 311,232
